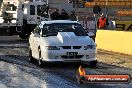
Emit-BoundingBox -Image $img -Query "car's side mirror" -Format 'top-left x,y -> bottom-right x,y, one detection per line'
87,32 -> 95,37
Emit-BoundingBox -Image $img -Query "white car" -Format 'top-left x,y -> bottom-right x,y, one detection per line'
29,20 -> 97,66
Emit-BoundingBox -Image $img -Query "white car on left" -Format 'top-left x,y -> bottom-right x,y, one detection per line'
29,20 -> 97,66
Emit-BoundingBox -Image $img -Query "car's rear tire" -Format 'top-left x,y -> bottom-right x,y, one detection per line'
29,49 -> 35,63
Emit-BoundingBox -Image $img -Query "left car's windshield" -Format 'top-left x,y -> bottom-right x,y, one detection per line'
42,23 -> 87,36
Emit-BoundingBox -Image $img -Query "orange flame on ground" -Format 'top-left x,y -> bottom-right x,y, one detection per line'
78,66 -> 86,76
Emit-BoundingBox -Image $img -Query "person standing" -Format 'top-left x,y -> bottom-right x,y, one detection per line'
93,3 -> 101,16
50,9 -> 60,20
93,3 -> 101,27
97,13 -> 109,29
60,9 -> 69,20
69,11 -> 77,21
92,3 -> 102,41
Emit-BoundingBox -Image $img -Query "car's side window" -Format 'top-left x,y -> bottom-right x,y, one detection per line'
43,25 -> 49,35
42,24 -> 57,37
34,26 -> 41,34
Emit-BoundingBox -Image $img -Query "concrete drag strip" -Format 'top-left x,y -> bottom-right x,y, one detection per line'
0,47 -> 132,88
0,57 -> 80,88
0,44 -> 28,48
0,35 -> 21,41
0,81 -> 8,88
0,35 -> 28,48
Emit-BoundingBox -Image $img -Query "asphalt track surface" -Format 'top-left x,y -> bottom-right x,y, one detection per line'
0,36 -> 132,88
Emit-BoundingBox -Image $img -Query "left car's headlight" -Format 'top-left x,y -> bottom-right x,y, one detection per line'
84,45 -> 96,50
45,46 -> 60,50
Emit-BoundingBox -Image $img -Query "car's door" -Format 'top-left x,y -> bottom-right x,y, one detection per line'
31,25 -> 41,59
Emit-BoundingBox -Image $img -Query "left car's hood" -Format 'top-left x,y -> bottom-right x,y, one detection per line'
40,32 -> 94,46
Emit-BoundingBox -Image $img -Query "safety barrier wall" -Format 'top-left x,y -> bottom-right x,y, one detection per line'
96,30 -> 132,55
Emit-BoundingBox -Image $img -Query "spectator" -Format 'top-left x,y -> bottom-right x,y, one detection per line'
60,9 -> 69,20
69,11 -> 77,21
93,3 -> 101,17
50,9 -> 60,20
107,18 -> 116,30
97,13 -> 109,29
111,18 -> 116,29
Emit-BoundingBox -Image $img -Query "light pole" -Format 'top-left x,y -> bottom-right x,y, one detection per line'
75,0 -> 77,14
46,0 -> 48,4
105,0 -> 109,29
74,0 -> 78,21
106,0 -> 108,18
